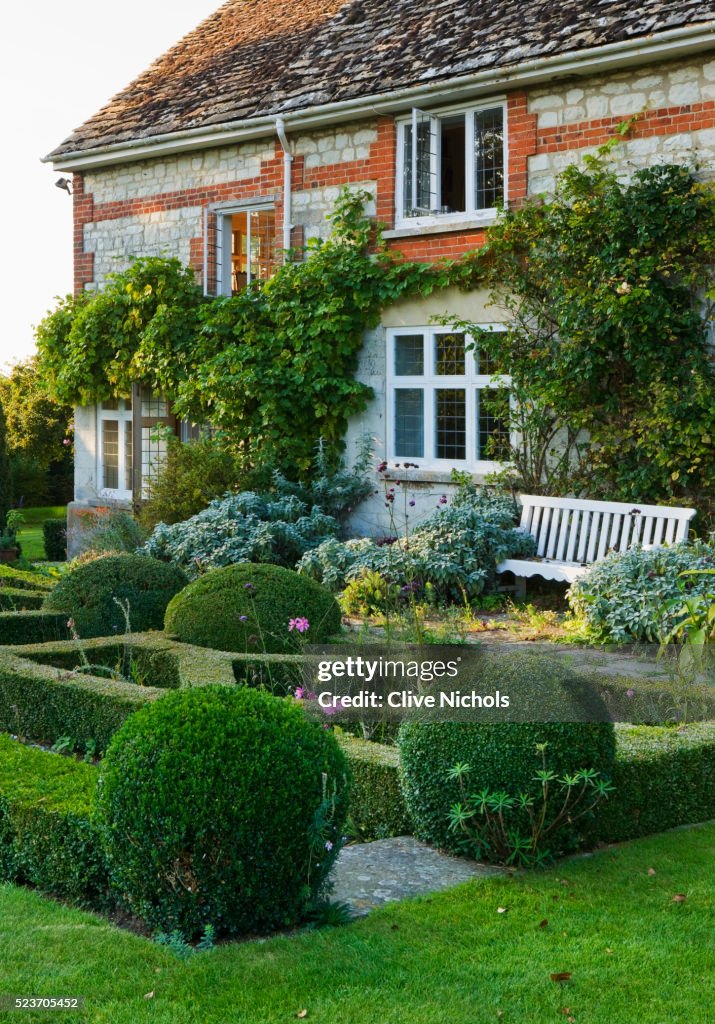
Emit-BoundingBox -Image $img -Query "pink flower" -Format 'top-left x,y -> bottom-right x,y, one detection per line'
288,617 -> 310,634
294,687 -> 304,700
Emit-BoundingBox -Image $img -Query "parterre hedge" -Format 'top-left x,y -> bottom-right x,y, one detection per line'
338,734 -> 412,839
0,565 -> 55,591
0,611 -> 69,645
0,588 -> 46,611
0,733 -> 109,907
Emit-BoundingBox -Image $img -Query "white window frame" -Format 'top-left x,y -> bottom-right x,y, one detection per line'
96,399 -> 133,500
395,100 -> 507,230
386,325 -> 511,474
214,200 -> 276,296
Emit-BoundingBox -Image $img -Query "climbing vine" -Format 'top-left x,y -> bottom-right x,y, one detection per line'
36,190 -> 468,476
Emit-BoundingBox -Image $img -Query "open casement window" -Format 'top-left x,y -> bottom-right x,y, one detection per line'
387,326 -> 511,471
216,206 -> 277,295
399,104 -> 505,224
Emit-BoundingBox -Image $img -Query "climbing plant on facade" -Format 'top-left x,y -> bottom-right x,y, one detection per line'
456,159 -> 715,517
36,190 -> 462,477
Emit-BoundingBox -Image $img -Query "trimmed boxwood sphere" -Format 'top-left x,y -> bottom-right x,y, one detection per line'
164,563 -> 342,653
43,554 -> 187,638
93,685 -> 350,937
399,653 -> 616,856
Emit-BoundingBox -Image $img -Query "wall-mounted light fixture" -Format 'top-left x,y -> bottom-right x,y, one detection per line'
55,177 -> 72,195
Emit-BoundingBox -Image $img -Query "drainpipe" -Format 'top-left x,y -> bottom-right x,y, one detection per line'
275,117 -> 293,256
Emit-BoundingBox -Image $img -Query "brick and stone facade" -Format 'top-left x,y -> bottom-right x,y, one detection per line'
65,47 -> 715,541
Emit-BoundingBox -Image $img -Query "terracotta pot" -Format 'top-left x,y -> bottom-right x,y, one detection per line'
0,548 -> 18,563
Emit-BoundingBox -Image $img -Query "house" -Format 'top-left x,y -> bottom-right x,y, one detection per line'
45,0 -> 715,547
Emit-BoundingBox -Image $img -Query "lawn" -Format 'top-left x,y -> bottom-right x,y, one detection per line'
15,506 -> 65,561
0,823 -> 713,1024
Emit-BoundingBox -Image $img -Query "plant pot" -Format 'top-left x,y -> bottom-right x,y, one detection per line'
0,548 -> 18,563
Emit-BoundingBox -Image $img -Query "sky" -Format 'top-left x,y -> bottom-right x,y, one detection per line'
1,1 -> 221,371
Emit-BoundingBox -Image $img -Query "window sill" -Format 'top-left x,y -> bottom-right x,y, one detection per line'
384,215 -> 498,240
383,466 -> 501,485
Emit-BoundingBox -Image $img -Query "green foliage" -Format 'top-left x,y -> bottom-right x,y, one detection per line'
470,161 -> 715,514
164,563 -> 342,653
341,569 -> 400,616
298,488 -> 533,601
447,751 -> 614,866
399,659 -> 616,854
0,733 -> 109,907
139,434 -> 246,530
271,436 -> 374,524
43,519 -> 67,561
35,192 -> 459,480
0,588 -> 46,611
0,611 -> 69,645
568,542 -> 715,642
0,563 -> 56,591
144,492 -> 339,578
0,357 -> 73,505
44,554 -> 187,638
93,685 -> 350,937
35,257 -> 204,406
587,722 -> 715,843
0,648 -> 159,753
337,734 -> 412,840
0,396 -> 12,533
76,509 -> 148,556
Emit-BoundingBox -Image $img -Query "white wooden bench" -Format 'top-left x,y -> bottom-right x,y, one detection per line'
497,494 -> 696,594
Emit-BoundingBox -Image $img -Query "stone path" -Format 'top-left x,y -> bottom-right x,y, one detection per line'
331,836 -> 501,917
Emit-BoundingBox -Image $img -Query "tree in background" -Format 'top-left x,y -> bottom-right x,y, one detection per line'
0,396 -> 12,532
0,357 -> 73,506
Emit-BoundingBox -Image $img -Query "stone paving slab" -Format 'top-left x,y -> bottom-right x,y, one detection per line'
331,836 -> 501,917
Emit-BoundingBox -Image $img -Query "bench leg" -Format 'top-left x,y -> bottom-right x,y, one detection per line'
514,577 -> 527,602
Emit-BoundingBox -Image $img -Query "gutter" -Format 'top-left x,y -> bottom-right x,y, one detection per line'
46,22 -> 715,172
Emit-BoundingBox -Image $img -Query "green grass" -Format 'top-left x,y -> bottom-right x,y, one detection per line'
0,824 -> 713,1023
15,507 -> 65,561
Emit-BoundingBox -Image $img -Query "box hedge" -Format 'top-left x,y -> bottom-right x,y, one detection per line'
0,611 -> 70,645
0,565 -> 55,592
0,587 -> 46,611
338,734 -> 412,839
0,733 -> 109,907
43,519 -> 67,561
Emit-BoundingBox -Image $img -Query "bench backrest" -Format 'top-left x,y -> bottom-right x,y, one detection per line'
518,495 -> 696,565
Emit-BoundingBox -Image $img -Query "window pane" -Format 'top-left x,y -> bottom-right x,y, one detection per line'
141,426 -> 169,498
102,420 -> 119,490
440,114 -> 466,213
476,343 -> 503,376
141,388 -> 168,418
474,108 -> 504,210
394,389 -> 424,458
101,398 -> 118,411
125,421 -> 133,492
435,333 -> 465,375
394,334 -> 424,375
249,210 -> 277,283
477,389 -> 510,460
403,118 -> 434,217
436,389 -> 466,460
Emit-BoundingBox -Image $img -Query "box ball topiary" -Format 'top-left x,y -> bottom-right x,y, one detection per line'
43,554 -> 188,638
164,563 -> 342,653
399,655 -> 616,856
93,685 -> 350,937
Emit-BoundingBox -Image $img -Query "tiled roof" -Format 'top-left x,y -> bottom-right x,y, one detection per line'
49,0 -> 715,158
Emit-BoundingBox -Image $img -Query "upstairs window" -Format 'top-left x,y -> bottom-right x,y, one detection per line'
397,104 -> 505,225
387,326 -> 510,471
217,205 -> 277,295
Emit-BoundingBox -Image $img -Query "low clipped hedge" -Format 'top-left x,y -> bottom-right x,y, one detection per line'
0,734 -> 109,907
0,611 -> 70,645
165,563 -> 342,654
399,720 -> 616,854
0,587 -> 46,611
338,734 -> 412,839
44,554 -> 188,638
94,686 -> 350,937
0,565 -> 55,592
589,722 -> 715,843
0,651 -> 161,754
